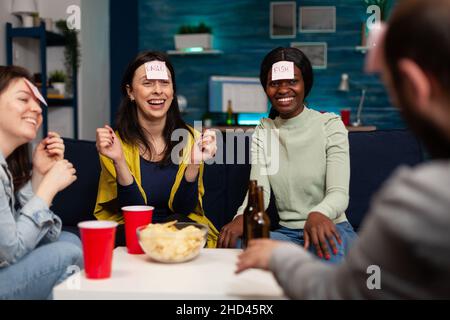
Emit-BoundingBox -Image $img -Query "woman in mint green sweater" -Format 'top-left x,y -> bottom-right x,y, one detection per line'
218,47 -> 356,263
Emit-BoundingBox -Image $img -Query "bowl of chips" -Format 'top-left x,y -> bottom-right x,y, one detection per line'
137,221 -> 208,263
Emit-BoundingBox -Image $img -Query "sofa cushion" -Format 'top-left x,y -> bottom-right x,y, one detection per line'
52,138 -> 100,228
346,129 -> 424,230
54,129 -> 424,235
205,129 -> 424,231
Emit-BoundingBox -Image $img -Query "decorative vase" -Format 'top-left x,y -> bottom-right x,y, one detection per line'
52,82 -> 65,97
22,15 -> 34,27
174,33 -> 213,51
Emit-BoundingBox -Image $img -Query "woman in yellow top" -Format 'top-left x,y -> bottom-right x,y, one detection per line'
93,51 -> 219,248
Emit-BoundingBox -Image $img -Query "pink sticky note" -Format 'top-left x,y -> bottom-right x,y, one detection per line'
24,79 -> 47,106
145,61 -> 169,80
365,22 -> 387,74
271,61 -> 294,81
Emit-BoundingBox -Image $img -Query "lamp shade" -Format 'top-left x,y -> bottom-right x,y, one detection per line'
177,95 -> 188,112
11,0 -> 37,14
338,73 -> 350,92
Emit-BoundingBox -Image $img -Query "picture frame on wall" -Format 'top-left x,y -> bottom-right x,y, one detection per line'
299,6 -> 336,33
270,2 -> 296,38
291,42 -> 328,69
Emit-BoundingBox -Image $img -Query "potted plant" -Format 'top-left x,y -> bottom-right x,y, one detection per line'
49,70 -> 67,97
55,19 -> 81,97
174,22 -> 213,51
31,12 -> 40,27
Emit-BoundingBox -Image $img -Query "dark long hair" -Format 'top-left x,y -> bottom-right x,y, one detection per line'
115,51 -> 193,165
384,0 -> 450,159
259,47 -> 314,119
0,66 -> 33,190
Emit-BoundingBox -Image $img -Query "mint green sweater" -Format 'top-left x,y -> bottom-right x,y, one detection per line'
236,107 -> 349,229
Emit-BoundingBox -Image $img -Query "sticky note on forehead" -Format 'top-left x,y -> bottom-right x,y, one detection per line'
24,78 -> 47,106
271,61 -> 294,81
145,61 -> 169,80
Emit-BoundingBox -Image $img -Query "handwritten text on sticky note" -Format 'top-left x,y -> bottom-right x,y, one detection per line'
271,61 -> 294,81
145,61 -> 169,80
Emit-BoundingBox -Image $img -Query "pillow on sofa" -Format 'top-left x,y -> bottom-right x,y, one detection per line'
208,129 -> 424,232
203,131 -> 280,231
346,129 -> 424,230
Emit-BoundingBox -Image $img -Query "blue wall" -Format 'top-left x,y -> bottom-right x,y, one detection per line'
138,0 -> 405,129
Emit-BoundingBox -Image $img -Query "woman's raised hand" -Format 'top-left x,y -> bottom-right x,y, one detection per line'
45,160 -> 77,192
191,129 -> 217,164
35,159 -> 77,206
32,131 -> 65,176
96,125 -> 124,163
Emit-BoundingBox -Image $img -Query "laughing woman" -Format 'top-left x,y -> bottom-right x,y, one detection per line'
218,47 -> 357,263
94,51 -> 219,247
0,66 -> 82,299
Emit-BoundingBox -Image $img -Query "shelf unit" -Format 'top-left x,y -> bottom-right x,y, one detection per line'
355,46 -> 369,54
167,49 -> 223,55
6,22 -> 78,139
210,125 -> 376,132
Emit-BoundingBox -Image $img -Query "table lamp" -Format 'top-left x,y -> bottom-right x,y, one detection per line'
177,94 -> 187,113
338,73 -> 367,127
11,0 -> 37,27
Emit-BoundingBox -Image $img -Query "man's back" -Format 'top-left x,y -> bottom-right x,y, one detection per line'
270,160 -> 450,299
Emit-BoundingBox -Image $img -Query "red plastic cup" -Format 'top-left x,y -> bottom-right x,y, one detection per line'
340,109 -> 351,126
122,205 -> 153,254
78,221 -> 118,279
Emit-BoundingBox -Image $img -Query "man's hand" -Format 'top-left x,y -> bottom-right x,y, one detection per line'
235,239 -> 282,274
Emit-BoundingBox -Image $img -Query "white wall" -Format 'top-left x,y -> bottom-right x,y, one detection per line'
0,0 -> 16,66
0,0 -> 79,79
79,0 -> 110,140
0,0 -> 37,70
0,0 -> 110,141
39,0 -> 81,139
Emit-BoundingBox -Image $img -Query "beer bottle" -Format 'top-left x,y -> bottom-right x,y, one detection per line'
242,180 -> 258,248
248,186 -> 270,242
226,100 -> 234,126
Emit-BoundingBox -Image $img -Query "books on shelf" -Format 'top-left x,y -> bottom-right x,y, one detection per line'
47,93 -> 65,99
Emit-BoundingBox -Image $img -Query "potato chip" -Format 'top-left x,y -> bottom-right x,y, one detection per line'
138,221 -> 207,263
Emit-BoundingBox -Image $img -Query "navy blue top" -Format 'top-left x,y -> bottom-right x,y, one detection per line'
117,157 -> 199,223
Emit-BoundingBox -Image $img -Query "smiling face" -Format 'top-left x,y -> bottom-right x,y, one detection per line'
265,65 -> 305,119
126,63 -> 174,124
0,78 -> 42,150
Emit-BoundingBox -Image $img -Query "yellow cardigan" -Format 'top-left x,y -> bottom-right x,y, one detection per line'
93,128 -> 219,248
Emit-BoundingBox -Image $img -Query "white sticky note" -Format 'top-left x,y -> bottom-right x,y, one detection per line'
24,79 -> 47,106
145,61 -> 169,80
271,61 -> 294,81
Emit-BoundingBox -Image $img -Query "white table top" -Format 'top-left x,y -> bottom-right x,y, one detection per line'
53,247 -> 286,300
